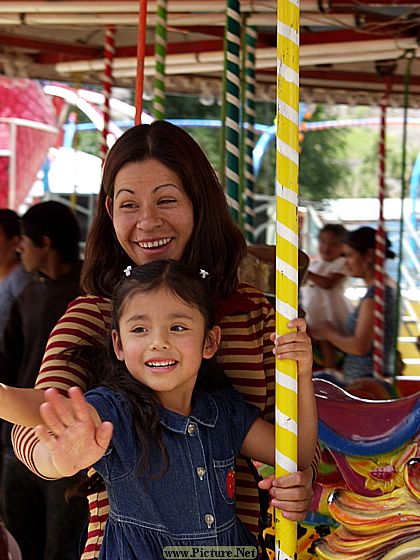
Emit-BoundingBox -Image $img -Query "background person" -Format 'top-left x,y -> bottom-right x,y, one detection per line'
0,201 -> 88,560
5,122 -> 319,559
0,209 -> 31,339
316,226 -> 396,384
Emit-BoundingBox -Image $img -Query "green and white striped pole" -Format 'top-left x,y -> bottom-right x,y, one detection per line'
222,0 -> 241,223
153,0 -> 168,120
243,24 -> 257,241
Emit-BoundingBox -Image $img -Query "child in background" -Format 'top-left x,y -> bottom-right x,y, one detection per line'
34,260 -> 317,559
300,224 -> 353,369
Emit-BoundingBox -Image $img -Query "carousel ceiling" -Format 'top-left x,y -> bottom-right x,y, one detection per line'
0,0 -> 419,107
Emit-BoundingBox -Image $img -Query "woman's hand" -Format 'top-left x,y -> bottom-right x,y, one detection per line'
35,386 -> 113,477
271,318 -> 313,380
258,466 -> 314,520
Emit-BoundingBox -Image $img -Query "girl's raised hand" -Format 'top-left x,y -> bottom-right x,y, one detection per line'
35,387 -> 113,477
270,318 -> 313,380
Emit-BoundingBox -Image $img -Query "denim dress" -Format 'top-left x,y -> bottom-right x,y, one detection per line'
85,386 -> 260,559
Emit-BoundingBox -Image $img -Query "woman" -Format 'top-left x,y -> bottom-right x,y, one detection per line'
317,226 -> 396,383
7,122 -> 319,559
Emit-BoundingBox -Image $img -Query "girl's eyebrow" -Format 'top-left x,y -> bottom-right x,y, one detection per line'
125,312 -> 195,323
126,314 -> 148,322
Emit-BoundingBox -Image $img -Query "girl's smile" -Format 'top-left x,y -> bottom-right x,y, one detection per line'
111,286 -> 220,415
107,159 -> 194,266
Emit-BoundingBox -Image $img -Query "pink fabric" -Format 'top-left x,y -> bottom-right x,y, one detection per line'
0,77 -> 58,209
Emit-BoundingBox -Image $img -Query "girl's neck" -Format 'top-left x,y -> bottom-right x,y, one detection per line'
159,392 -> 193,417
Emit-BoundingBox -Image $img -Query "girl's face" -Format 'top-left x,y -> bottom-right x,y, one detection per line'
107,159 -> 194,266
344,245 -> 372,278
112,286 -> 220,415
318,231 -> 343,262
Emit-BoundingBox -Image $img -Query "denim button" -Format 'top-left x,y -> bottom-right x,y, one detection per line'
196,467 -> 206,480
187,423 -> 196,435
204,513 -> 215,528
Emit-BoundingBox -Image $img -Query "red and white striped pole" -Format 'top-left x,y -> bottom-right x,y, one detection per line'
135,0 -> 148,125
373,77 -> 392,379
100,25 -> 115,162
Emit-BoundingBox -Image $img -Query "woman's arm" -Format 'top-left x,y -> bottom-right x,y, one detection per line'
318,297 -> 374,356
0,385 -> 46,426
34,387 -> 112,478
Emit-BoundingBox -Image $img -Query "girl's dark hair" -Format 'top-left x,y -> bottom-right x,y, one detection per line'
81,121 -> 246,299
0,209 -> 20,239
22,201 -> 80,262
320,223 -> 347,241
346,226 -> 395,259
95,260 -> 229,478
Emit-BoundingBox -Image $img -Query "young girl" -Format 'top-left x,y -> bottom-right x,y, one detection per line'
34,260 -> 317,559
301,224 -> 353,368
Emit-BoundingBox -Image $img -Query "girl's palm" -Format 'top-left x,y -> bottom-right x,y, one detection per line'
35,387 -> 113,477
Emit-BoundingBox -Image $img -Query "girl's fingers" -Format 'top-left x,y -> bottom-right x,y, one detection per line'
39,401 -> 68,437
43,388 -> 77,428
258,474 -> 275,490
67,386 -> 94,424
95,421 -> 114,451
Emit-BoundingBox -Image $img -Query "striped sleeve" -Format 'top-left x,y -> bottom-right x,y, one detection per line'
12,295 -> 112,477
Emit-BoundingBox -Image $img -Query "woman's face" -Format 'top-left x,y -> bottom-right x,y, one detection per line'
344,245 -> 371,278
108,159 -> 194,266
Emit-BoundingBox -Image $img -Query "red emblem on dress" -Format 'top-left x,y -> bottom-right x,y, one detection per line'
226,467 -> 235,499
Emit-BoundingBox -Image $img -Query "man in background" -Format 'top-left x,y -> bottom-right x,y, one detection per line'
0,201 -> 88,560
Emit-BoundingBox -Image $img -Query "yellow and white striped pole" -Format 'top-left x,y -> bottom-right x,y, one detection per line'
275,0 -> 300,557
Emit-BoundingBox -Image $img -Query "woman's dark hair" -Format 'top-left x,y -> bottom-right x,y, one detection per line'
81,121 -> 246,299
97,259 -> 229,478
346,226 -> 395,259
22,201 -> 80,262
0,209 -> 20,239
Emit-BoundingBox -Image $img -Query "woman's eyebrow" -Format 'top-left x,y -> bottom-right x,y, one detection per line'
114,187 -> 135,199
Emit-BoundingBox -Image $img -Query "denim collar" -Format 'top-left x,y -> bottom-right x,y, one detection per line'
160,391 -> 219,434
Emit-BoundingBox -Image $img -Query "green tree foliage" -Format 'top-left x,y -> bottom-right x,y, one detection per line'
345,126 -> 418,198
298,106 -> 351,201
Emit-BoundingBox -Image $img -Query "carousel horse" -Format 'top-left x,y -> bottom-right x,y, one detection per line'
310,378 -> 420,560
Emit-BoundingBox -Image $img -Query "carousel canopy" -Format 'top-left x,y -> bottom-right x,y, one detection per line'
0,0 -> 418,107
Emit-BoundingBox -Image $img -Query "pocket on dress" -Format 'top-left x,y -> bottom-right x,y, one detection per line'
213,454 -> 236,505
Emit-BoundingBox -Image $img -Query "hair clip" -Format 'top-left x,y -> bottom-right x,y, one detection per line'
199,269 -> 209,279
124,266 -> 132,277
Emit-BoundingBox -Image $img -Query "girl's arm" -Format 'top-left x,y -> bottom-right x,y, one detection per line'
242,318 -> 317,472
272,318 -> 317,470
34,387 -> 112,479
306,270 -> 345,290
318,297 -> 374,356
11,296 -> 109,478
0,385 -> 46,426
